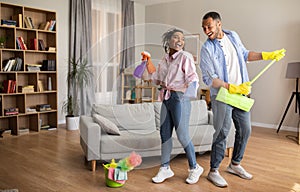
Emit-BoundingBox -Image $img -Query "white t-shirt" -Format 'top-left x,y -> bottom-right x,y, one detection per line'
218,34 -> 242,85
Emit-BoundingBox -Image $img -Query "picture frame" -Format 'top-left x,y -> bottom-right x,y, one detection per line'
184,34 -> 200,64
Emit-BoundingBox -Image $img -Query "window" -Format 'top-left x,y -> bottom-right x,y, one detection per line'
91,0 -> 121,104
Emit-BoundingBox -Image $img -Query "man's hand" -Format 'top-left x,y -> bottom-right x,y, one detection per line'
228,82 -> 251,95
262,48 -> 286,61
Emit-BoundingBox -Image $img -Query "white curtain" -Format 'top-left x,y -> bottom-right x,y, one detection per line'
91,0 -> 121,104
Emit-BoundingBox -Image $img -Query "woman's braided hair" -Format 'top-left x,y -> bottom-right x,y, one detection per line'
162,28 -> 184,53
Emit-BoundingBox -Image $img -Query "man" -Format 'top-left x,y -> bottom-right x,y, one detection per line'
200,11 -> 285,188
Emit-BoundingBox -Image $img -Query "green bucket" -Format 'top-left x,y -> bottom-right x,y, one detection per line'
216,87 -> 255,112
103,164 -> 125,188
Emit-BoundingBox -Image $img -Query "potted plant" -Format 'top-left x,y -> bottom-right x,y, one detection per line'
0,37 -> 6,48
62,57 -> 93,130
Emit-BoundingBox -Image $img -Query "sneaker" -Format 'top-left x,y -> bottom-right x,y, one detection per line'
152,166 -> 174,183
227,163 -> 253,180
186,164 -> 204,184
207,170 -> 228,188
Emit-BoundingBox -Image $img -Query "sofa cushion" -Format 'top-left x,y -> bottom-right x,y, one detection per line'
92,103 -> 156,134
100,130 -> 161,154
189,100 -> 208,126
153,102 -> 162,130
92,114 -> 120,135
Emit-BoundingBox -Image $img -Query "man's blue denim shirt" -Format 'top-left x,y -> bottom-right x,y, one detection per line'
200,29 -> 250,96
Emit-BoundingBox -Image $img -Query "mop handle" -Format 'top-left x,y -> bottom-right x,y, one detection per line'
249,59 -> 276,85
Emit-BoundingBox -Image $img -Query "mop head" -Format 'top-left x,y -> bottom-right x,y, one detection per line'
216,87 -> 254,112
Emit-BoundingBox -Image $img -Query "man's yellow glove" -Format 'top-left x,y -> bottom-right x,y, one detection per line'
262,48 -> 286,61
229,82 -> 251,95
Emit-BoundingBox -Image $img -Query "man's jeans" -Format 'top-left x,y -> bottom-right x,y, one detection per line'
210,95 -> 251,170
160,91 -> 197,169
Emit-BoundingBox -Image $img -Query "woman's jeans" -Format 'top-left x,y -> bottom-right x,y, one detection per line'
210,95 -> 251,170
160,91 -> 197,169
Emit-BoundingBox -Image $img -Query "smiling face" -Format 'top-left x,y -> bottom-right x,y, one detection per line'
202,17 -> 223,40
168,31 -> 185,52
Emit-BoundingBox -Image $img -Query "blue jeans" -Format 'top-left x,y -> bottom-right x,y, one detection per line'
160,91 -> 197,169
210,95 -> 251,170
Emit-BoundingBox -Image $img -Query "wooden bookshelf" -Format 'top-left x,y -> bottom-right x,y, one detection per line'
0,2 -> 57,135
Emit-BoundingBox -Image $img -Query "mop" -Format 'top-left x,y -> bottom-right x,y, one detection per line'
215,59 -> 276,112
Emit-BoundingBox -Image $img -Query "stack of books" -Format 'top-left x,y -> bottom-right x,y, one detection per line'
4,107 -> 19,116
1,19 -> 17,26
36,104 -> 51,112
26,63 -> 42,71
18,85 -> 34,93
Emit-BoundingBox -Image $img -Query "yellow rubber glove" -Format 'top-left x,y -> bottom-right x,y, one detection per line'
229,82 -> 251,95
262,48 -> 286,61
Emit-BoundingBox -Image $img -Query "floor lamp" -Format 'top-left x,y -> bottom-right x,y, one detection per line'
277,62 -> 300,133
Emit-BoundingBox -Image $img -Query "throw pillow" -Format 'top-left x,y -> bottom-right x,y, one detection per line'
92,114 -> 121,135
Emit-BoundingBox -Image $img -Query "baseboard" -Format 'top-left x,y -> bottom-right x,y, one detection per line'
251,122 -> 298,132
58,119 -> 66,125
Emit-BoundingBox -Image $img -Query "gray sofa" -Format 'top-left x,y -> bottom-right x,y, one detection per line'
80,99 -> 234,171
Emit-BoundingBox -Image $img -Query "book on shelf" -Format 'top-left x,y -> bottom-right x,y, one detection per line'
30,38 -> 38,50
46,47 -> 56,52
26,107 -> 37,113
38,80 -> 44,92
3,58 -> 23,71
19,128 -> 29,135
26,63 -> 42,71
24,16 -> 34,29
38,21 -> 50,30
38,39 -> 46,51
16,36 -> 27,50
42,60 -> 56,71
18,85 -> 34,93
48,20 -> 56,31
3,80 -> 16,93
36,104 -> 51,112
40,124 -> 50,129
11,14 -> 22,28
4,107 -> 19,116
1,19 -> 17,26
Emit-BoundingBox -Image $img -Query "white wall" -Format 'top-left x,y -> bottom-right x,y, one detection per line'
144,0 -> 300,131
2,0 -> 70,124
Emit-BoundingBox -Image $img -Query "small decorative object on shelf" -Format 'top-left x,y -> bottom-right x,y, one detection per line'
103,151 -> 142,188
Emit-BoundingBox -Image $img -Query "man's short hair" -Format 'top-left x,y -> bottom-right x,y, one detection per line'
203,11 -> 221,21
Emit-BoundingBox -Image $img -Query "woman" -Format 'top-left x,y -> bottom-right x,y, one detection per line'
151,28 -> 203,184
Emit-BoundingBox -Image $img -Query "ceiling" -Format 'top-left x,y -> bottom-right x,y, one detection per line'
133,0 -> 182,6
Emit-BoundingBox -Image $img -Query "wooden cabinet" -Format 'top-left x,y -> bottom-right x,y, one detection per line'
0,2 -> 57,135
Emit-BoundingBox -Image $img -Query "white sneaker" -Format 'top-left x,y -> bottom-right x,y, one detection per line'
152,166 -> 174,183
207,170 -> 228,188
227,163 -> 253,180
186,164 -> 204,184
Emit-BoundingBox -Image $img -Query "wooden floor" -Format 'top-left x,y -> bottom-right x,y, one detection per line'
0,126 -> 300,192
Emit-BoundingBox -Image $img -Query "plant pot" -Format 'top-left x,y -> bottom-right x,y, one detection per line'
66,116 -> 80,130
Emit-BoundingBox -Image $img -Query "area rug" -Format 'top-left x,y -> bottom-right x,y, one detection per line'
0,189 -> 18,192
